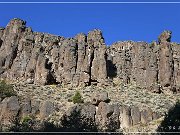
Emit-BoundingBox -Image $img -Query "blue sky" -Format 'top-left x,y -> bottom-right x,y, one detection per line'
0,1 -> 179,45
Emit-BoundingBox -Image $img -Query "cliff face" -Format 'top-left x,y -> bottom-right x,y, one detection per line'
0,18 -> 180,94
0,19 -> 108,87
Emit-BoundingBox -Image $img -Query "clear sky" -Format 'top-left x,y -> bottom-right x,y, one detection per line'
0,1 -> 180,45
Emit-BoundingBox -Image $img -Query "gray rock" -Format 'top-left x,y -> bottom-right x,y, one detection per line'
62,104 -> 96,131
96,102 -> 120,131
140,107 -> 153,124
131,106 -> 141,125
21,98 -> 32,117
0,18 -> 179,94
119,105 -> 133,128
31,100 -> 40,115
39,100 -> 54,118
91,91 -> 109,105
0,96 -> 20,131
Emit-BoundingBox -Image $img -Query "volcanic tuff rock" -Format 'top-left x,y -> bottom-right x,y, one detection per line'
0,18 -> 180,94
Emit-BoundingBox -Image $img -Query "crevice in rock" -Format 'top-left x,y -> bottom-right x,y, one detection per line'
74,43 -> 78,74
90,79 -> 98,86
106,57 -> 117,79
1,58 -> 6,67
0,39 -> 3,48
156,44 -> 161,93
9,45 -> 18,69
59,107 -> 98,132
88,47 -> 94,86
45,58 -> 58,85
172,54 -> 176,93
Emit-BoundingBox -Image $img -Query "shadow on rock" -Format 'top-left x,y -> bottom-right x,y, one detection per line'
41,104 -> 97,132
157,101 -> 180,134
106,59 -> 117,79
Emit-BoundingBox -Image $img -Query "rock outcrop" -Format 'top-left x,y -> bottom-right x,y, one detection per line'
0,96 -> 20,131
0,19 -> 108,88
61,93 -> 161,132
0,96 -> 55,131
0,18 -> 180,94
107,31 -> 179,94
0,90 -> 162,132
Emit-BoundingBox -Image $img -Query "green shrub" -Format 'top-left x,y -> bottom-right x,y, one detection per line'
72,91 -> 84,104
20,116 -> 33,132
0,80 -> 16,99
21,116 -> 32,124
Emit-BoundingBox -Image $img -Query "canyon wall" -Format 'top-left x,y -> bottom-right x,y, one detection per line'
0,18 -> 180,93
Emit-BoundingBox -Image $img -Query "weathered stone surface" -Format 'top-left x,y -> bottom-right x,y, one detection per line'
73,33 -> 91,87
107,31 -> 178,93
39,100 -> 54,118
0,19 -> 109,88
61,104 -> 97,131
91,91 -> 109,105
21,98 -> 32,117
119,105 -> 159,128
0,18 -> 180,94
31,99 -> 40,115
172,44 -> 180,93
88,29 -> 108,85
140,107 -> 153,124
0,27 -> 4,38
0,19 -> 26,79
131,106 -> 141,125
119,105 -> 133,128
158,30 -> 172,43
96,102 -> 120,131
0,96 -> 20,130
158,31 -> 174,93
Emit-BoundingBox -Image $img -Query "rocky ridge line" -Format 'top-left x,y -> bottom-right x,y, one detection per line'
0,18 -> 180,94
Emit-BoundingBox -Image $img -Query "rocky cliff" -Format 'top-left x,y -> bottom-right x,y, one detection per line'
0,18 -> 180,94
0,18 -> 180,133
0,19 -> 180,92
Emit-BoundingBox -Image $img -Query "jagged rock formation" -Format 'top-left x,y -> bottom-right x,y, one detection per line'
1,18 -> 180,133
0,19 -> 108,88
0,18 -> 180,94
0,96 -> 20,131
0,93 -> 161,132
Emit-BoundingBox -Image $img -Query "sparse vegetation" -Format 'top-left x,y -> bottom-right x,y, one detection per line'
21,116 -> 32,124
19,116 -> 33,132
0,80 -> 16,99
72,91 -> 84,104
9,115 -> 33,132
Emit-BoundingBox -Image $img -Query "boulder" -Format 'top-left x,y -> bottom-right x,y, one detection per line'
96,102 -> 120,131
0,96 -> 20,131
21,98 -> 32,117
91,91 -> 109,105
39,101 -> 54,118
131,106 -> 141,125
31,99 -> 40,115
61,104 -> 97,131
140,107 -> 153,124
119,105 -> 133,128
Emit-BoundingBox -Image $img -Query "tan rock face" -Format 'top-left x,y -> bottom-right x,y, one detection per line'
0,19 -> 108,87
0,96 -> 20,130
0,19 -> 180,93
39,100 -> 54,119
107,31 -> 180,93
